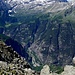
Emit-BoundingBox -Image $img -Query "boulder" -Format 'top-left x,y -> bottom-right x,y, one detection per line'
0,61 -> 7,69
61,65 -> 75,75
72,57 -> 75,65
40,65 -> 50,75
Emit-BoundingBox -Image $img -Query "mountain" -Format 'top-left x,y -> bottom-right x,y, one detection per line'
0,0 -> 75,68
7,0 -> 69,14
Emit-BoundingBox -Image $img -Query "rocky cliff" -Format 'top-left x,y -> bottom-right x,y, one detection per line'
0,40 -> 40,75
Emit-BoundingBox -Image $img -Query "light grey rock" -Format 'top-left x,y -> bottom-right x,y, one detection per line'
61,65 -> 75,75
0,61 -> 7,69
40,65 -> 50,75
72,57 -> 75,65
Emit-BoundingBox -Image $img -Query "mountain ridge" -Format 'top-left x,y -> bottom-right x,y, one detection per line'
6,0 -> 71,15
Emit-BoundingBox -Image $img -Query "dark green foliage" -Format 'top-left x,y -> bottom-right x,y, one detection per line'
32,65 -> 43,71
0,34 -> 9,41
50,65 -> 64,74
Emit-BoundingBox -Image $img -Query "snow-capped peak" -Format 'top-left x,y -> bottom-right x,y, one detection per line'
6,0 -> 73,14
67,0 -> 75,5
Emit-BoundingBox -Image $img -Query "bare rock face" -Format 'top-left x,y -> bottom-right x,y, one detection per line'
40,65 -> 50,75
61,65 -> 75,75
40,65 -> 59,75
72,57 -> 75,65
0,61 -> 7,69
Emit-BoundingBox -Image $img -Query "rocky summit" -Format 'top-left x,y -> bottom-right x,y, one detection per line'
0,40 -> 39,75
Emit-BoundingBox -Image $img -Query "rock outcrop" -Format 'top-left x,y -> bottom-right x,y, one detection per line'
40,65 -> 75,75
61,65 -> 75,75
72,57 -> 75,65
40,65 -> 50,75
0,40 -> 39,75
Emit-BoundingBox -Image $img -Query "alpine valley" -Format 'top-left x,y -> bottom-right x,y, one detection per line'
0,0 -> 75,70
